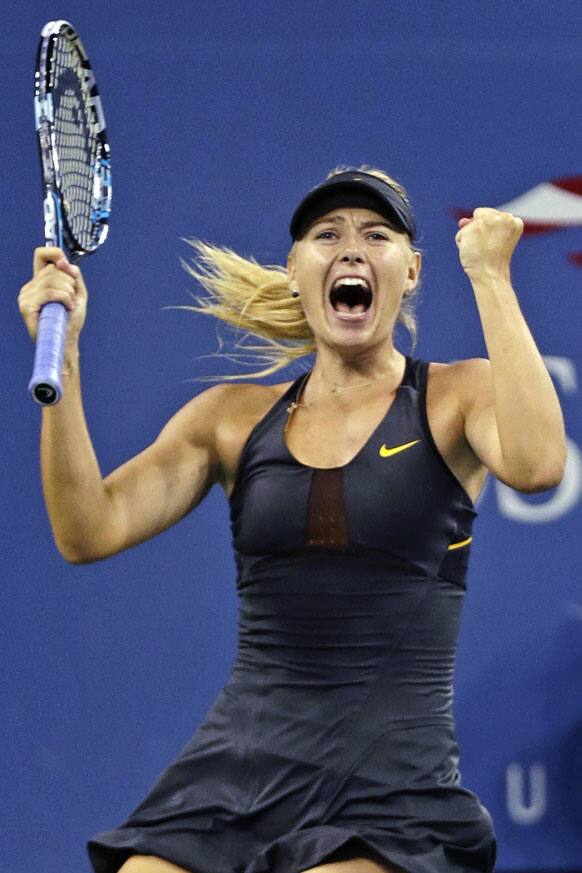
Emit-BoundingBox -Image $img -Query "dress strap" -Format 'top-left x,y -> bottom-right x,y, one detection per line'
400,354 -> 426,392
405,357 -> 432,435
228,370 -> 309,507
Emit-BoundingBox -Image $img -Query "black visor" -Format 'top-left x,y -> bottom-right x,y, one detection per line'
290,170 -> 417,241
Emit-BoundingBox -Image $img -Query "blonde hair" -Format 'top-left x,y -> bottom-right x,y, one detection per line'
173,165 -> 421,381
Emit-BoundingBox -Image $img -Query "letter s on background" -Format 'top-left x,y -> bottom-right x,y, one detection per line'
496,356 -> 581,523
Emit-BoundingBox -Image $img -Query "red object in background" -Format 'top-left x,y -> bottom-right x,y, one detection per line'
453,175 -> 582,266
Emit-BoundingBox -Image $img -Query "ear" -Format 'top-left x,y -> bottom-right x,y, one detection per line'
404,249 -> 422,295
287,248 -> 296,285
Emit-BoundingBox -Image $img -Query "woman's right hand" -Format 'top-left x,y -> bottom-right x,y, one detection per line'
18,247 -> 88,349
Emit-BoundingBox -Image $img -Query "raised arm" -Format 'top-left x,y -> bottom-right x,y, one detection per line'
454,209 -> 566,493
19,249 -> 225,563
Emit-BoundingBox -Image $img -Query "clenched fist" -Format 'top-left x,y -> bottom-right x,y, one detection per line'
18,247 -> 88,350
455,207 -> 524,282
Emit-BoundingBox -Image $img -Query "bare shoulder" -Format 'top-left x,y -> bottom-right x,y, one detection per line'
221,371 -> 292,419
159,379 -> 293,498
427,357 -> 491,408
428,356 -> 490,381
184,379 -> 294,496
160,379 -> 290,445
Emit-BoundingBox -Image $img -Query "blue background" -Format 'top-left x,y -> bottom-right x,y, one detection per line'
2,2 -> 581,871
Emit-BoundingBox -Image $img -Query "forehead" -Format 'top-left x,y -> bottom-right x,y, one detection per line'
313,207 -> 392,226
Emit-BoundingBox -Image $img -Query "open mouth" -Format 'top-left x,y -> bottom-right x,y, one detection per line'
329,277 -> 373,317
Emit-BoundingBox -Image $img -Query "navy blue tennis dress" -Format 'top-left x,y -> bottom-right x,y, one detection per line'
88,356 -> 497,873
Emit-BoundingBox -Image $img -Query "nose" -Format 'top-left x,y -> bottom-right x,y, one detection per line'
340,247 -> 364,264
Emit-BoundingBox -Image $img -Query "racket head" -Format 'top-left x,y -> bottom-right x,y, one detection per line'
34,20 -> 111,258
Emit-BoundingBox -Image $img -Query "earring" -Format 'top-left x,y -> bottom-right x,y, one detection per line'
292,288 -> 300,298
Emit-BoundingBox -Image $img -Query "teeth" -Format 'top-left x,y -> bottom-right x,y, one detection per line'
332,277 -> 370,289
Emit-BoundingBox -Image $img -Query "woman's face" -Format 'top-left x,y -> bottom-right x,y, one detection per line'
287,207 -> 421,353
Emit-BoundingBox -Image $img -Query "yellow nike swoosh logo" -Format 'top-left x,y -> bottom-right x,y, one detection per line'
379,439 -> 420,458
448,536 -> 473,551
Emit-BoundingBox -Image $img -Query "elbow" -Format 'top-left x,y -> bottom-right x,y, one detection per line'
500,434 -> 567,493
517,475 -> 562,494
511,458 -> 566,494
58,545 -> 94,564
56,540 -> 105,564
63,552 -> 95,565
53,522 -> 121,564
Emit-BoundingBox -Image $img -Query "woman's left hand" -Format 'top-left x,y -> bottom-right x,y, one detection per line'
455,207 -> 524,282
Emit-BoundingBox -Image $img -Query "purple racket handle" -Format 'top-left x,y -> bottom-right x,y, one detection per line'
28,301 -> 69,405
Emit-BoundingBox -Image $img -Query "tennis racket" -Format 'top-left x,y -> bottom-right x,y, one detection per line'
29,20 -> 111,405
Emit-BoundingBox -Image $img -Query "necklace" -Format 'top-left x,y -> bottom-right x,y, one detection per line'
323,375 -> 380,393
286,368 -> 396,414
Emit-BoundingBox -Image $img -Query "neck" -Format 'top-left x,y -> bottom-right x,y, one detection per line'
310,341 -> 406,392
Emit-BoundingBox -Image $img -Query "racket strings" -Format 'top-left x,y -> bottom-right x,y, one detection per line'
52,36 -> 100,249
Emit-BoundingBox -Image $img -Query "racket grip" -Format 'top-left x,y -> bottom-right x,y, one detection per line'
28,301 -> 70,405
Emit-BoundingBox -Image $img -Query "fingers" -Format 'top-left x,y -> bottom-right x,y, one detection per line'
463,207 -> 523,226
456,209 -> 524,239
55,256 -> 81,280
24,265 -> 78,307
472,207 -> 499,218
512,215 -> 525,234
20,248 -> 88,343
33,246 -> 69,276
32,248 -> 80,291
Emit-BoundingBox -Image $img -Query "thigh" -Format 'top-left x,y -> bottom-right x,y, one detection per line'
118,855 -> 196,873
301,860 -> 398,873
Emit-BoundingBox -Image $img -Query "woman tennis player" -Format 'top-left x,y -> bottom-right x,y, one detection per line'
19,167 -> 566,873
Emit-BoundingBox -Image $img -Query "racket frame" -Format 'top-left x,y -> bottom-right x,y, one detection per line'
30,20 -> 111,405
34,19 -> 111,256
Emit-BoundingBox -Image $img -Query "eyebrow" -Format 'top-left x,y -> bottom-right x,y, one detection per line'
311,216 -> 395,230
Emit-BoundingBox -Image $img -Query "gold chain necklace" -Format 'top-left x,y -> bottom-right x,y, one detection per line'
287,369 -> 393,414
322,376 -> 379,394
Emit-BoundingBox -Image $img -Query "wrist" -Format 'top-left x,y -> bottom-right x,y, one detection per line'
467,269 -> 513,292
62,346 -> 80,377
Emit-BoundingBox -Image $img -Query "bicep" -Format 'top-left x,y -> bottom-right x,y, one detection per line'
459,358 -> 509,484
97,389 -> 224,559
